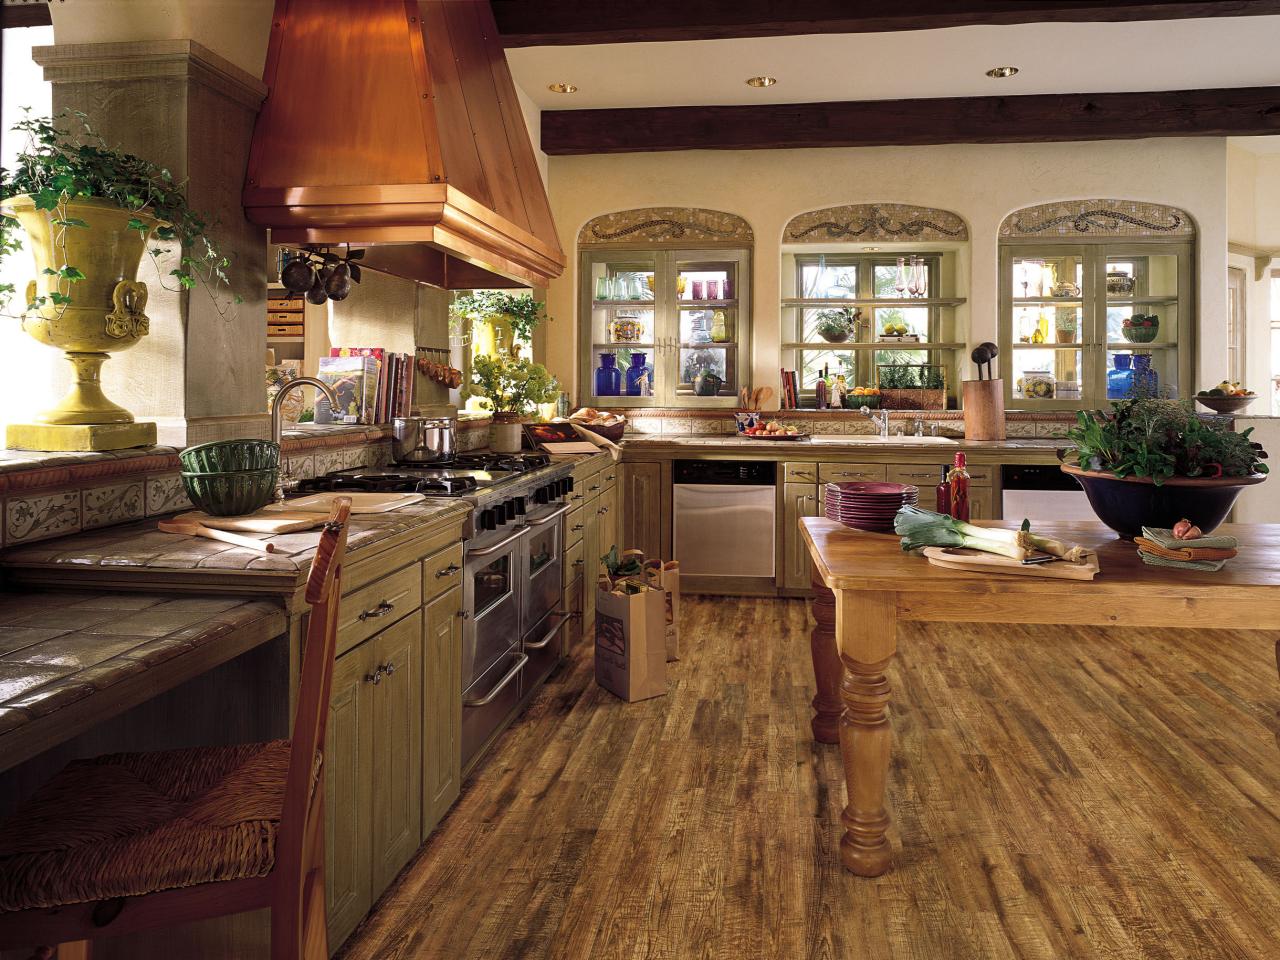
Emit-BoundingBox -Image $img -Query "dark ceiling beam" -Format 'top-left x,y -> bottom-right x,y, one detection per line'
493,1 -> 1280,46
540,86 -> 1280,154
1,2 -> 52,29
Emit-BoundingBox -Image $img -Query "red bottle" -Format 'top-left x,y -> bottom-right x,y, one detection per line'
948,452 -> 970,522
935,465 -> 951,515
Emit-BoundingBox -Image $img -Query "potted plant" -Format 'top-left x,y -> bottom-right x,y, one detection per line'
876,362 -> 919,410
1054,309 -> 1078,344
451,290 -> 547,356
0,111 -> 236,451
470,353 -> 560,452
1061,398 -> 1268,539
813,307 -> 859,344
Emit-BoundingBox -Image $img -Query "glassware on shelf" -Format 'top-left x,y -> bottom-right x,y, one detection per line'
709,310 -> 729,343
1018,369 -> 1055,399
625,352 -> 651,396
610,313 -> 643,343
1133,354 -> 1158,397
645,275 -> 655,295
907,256 -> 927,298
691,280 -> 705,300
1107,354 -> 1134,399
894,258 -> 908,296
723,277 -> 734,300
707,279 -> 721,300
1033,311 -> 1049,344
675,276 -> 687,298
595,354 -> 622,396
686,310 -> 712,345
594,276 -> 614,301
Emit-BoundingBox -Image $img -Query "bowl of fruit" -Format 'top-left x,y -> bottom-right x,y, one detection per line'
1195,382 -> 1257,415
1121,314 -> 1160,343
845,386 -> 880,409
743,419 -> 807,440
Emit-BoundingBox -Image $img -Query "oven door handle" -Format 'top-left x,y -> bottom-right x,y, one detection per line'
524,503 -> 572,526
462,653 -> 527,707
466,526 -> 529,558
524,611 -> 568,650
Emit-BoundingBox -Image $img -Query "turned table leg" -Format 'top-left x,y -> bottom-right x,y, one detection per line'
808,571 -> 842,744
834,589 -> 898,877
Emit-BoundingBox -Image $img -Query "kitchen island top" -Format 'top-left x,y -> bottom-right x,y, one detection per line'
798,518 -> 1280,878
624,434 -> 1065,452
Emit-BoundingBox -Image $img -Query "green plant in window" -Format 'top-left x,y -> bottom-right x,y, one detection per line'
877,364 -> 919,389
470,353 -> 559,416
813,307 -> 860,343
451,290 -> 548,346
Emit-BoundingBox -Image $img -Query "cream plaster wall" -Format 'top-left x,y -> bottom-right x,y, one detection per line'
1226,144 -> 1279,399
543,138 -> 1229,407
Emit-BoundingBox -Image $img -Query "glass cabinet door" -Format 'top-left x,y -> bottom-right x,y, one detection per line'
580,248 -> 750,407
999,242 -> 1191,409
584,253 -> 658,404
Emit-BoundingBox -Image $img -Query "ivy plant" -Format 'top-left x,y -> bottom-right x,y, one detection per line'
451,290 -> 548,346
0,110 -> 238,316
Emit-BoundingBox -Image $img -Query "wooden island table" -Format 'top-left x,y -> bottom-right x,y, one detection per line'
799,518 -> 1280,877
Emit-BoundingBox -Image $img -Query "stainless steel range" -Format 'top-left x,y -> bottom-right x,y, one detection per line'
300,451 -> 575,770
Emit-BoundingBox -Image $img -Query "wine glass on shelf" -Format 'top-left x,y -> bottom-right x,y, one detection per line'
894,257 -> 908,296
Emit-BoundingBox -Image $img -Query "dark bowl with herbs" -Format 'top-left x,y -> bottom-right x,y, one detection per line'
1059,398 -> 1268,539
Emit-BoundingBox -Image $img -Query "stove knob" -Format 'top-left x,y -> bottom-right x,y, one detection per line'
566,476 -> 575,492
514,496 -> 526,516
504,499 -> 518,521
480,509 -> 496,531
495,503 -> 508,525
534,486 -> 548,504
557,478 -> 569,498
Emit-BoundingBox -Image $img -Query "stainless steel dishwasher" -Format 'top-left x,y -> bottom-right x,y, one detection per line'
672,460 -> 776,589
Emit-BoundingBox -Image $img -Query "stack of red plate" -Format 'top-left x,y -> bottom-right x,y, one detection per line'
824,481 -> 919,533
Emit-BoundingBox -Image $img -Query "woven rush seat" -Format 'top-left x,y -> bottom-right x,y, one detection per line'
0,739 -> 299,914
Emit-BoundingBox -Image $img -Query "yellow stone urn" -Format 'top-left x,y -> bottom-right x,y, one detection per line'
1,195 -> 160,451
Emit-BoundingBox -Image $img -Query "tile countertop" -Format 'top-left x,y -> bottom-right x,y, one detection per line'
622,435 -> 1068,452
0,498 -> 472,593
0,591 -> 286,772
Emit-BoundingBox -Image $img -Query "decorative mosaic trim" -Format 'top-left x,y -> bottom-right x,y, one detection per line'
578,207 -> 753,246
1000,200 -> 1194,238
785,204 -> 968,243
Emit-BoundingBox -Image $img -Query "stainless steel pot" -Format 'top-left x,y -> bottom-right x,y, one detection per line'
392,416 -> 456,464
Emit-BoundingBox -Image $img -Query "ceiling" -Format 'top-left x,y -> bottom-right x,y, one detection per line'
508,16 -> 1280,111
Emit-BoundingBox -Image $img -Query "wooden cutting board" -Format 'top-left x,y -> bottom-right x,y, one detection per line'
172,510 -> 329,534
262,491 -> 426,514
922,546 -> 1101,580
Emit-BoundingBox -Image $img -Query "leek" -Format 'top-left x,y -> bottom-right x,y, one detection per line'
1017,518 -> 1088,563
893,506 -> 1030,561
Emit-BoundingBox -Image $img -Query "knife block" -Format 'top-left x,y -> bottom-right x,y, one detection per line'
962,379 -> 1006,441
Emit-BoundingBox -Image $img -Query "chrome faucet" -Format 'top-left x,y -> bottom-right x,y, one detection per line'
859,405 -> 890,438
271,376 -> 339,501
913,418 -> 924,437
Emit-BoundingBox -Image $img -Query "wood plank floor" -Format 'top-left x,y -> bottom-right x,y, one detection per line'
339,597 -> 1280,960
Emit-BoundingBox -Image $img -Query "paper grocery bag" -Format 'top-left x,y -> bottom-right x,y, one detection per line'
659,560 -> 681,661
594,581 -> 667,702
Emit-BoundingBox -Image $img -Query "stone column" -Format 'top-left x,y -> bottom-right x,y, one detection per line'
34,40 -> 270,446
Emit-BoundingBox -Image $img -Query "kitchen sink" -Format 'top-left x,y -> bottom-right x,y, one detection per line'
810,434 -> 959,445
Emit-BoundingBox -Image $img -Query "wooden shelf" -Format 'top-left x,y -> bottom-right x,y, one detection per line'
782,341 -> 964,351
1108,342 -> 1177,349
1012,297 -> 1082,306
592,299 -> 655,308
677,300 -> 737,309
1011,342 -> 1083,349
1106,296 -> 1178,305
781,297 -> 966,308
593,342 -> 655,350
679,341 -> 736,348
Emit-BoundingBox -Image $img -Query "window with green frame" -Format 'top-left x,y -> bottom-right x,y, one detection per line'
783,253 -> 955,397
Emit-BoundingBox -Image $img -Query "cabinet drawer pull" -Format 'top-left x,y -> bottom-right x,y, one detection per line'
435,563 -> 461,578
792,471 -> 815,480
831,471 -> 870,478
573,558 -> 584,567
588,484 -> 600,492
597,506 -> 608,515
570,494 -> 584,501
605,474 -> 616,481
571,523 -> 584,532
457,610 -> 471,620
365,666 -> 383,685
383,660 -> 397,676
902,472 -> 936,479
358,599 -> 395,621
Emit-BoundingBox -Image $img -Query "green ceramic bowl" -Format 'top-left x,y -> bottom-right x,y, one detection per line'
181,467 -> 278,516
180,439 -> 280,474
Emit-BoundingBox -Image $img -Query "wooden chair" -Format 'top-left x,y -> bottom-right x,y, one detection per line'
0,498 -> 353,960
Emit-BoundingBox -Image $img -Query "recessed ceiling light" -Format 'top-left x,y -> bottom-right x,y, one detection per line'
548,82 -> 578,94
745,76 -> 777,88
986,66 -> 1019,79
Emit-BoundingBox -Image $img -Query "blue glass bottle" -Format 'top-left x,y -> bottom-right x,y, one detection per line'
1107,354 -> 1134,399
1132,354 -> 1159,398
595,353 -> 621,396
625,352 -> 651,396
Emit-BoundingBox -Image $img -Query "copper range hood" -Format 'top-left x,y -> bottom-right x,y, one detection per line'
243,0 -> 564,289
